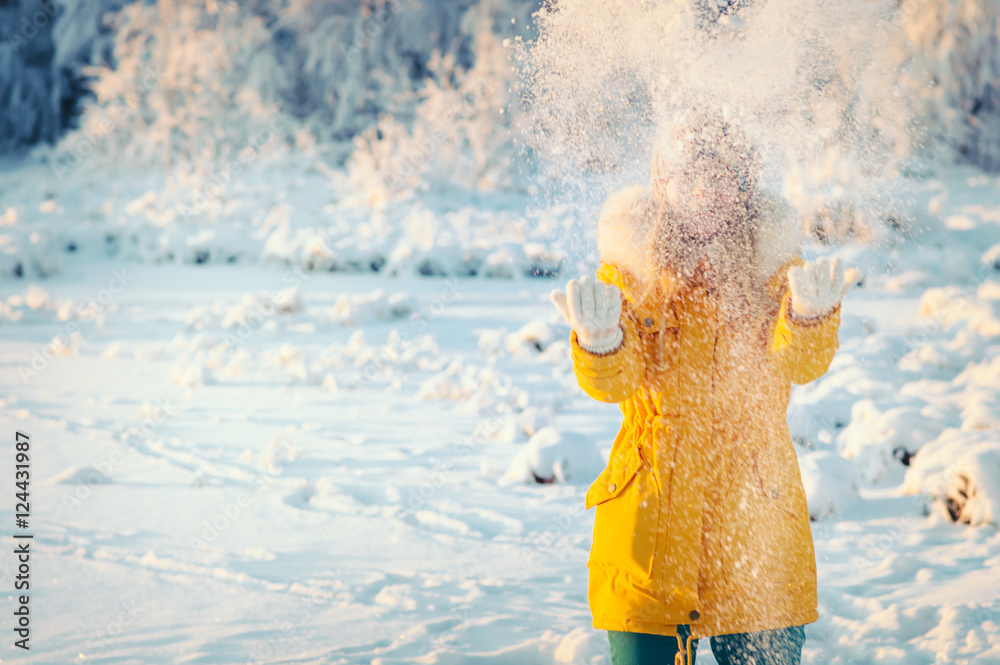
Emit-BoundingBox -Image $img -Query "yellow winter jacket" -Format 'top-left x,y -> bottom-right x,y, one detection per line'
574,187 -> 841,640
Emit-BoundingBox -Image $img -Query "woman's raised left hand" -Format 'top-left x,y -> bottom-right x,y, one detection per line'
787,257 -> 855,319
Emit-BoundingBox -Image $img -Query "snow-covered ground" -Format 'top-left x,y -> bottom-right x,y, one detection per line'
2,165 -> 1000,664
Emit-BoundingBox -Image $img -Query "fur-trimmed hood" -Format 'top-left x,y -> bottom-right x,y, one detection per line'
596,185 -> 802,305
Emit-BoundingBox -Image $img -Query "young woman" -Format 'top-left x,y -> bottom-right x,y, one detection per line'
551,117 -> 850,665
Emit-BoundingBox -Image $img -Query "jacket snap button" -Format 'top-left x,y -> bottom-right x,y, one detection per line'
689,610 -> 700,621
608,483 -> 617,492
771,488 -> 780,499
643,317 -> 654,327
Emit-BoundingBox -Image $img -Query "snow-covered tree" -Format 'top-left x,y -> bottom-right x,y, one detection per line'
5,0 -> 538,169
4,0 -> 999,178
1,0 -> 130,153
345,24 -> 528,206
42,0 -> 295,179
894,0 -> 1000,171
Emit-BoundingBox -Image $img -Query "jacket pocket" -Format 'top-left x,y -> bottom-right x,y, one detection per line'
586,443 -> 659,580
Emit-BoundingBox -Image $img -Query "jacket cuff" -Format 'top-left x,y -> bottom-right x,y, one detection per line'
576,326 -> 624,355
571,326 -> 634,378
786,297 -> 841,327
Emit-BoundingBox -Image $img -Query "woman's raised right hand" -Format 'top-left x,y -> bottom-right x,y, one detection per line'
550,275 -> 624,355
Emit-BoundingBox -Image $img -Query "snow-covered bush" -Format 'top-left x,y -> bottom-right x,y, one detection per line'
799,451 -> 861,521
46,0 -> 295,177
344,27 -> 526,207
274,0 -> 536,145
4,0 -> 1000,182
895,0 -> 1000,171
6,0 -> 539,169
326,289 -> 416,326
903,429 -> 1000,526
499,426 -> 604,486
838,400 -> 945,485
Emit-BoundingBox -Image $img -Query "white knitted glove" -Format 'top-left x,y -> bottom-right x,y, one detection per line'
787,257 -> 853,319
550,275 -> 624,354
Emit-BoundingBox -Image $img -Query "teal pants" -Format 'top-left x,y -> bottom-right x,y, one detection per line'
608,624 -> 806,665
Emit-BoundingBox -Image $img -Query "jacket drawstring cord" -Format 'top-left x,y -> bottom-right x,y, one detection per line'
674,632 -> 695,665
